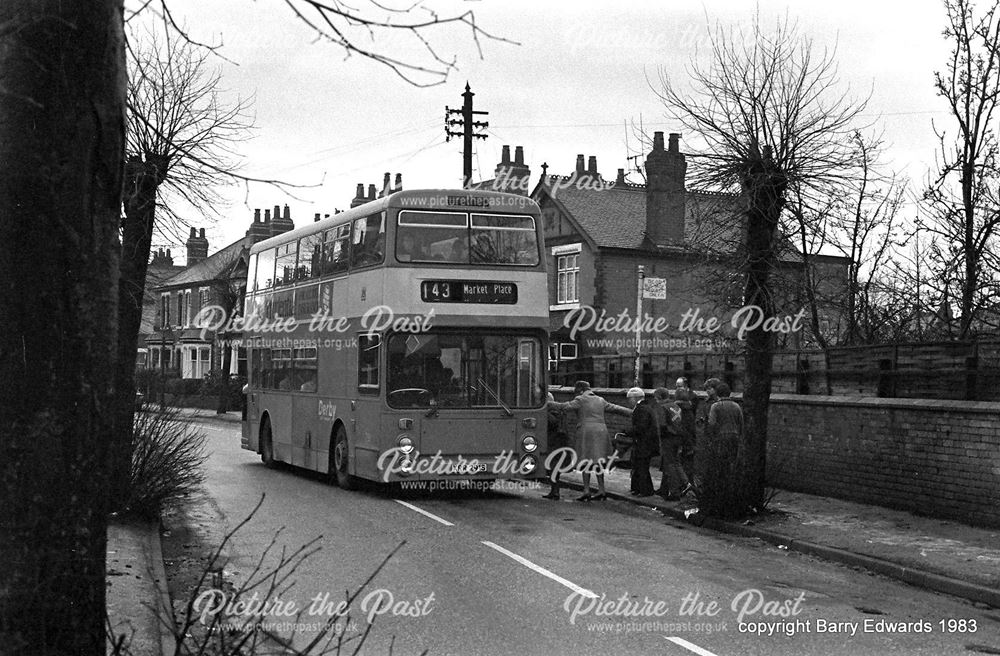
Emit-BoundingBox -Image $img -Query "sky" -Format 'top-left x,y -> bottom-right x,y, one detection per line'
144,0 -> 953,257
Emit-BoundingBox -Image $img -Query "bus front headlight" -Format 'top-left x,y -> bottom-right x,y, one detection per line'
519,455 -> 537,474
521,435 -> 537,453
396,434 -> 414,455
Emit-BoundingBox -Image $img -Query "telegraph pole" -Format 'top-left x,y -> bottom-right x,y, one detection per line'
446,82 -> 489,187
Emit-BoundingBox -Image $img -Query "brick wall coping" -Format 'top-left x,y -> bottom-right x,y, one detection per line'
548,386 -> 1000,414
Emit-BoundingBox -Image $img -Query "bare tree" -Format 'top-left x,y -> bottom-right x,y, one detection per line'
3,1 -> 507,652
112,29 -> 252,500
922,0 -> 1000,338
0,2 -> 125,654
657,14 -> 867,514
790,132 -> 907,346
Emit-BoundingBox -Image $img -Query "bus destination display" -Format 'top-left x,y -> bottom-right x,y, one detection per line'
420,280 -> 518,304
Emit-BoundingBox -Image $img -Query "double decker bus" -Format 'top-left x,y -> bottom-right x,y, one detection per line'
240,189 -> 549,489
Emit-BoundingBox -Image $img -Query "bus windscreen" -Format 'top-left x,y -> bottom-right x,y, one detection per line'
386,332 -> 544,409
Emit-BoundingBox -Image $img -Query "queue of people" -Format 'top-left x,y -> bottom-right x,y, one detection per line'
544,377 -> 743,502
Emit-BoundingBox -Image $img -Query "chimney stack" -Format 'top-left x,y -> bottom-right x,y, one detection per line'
314,213 -> 321,223
644,131 -> 687,246
351,183 -> 367,208
247,208 -> 270,243
270,203 -> 295,236
493,144 -> 531,195
186,226 -> 209,266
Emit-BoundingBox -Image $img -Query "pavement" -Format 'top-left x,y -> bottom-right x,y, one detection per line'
106,407 -> 1000,654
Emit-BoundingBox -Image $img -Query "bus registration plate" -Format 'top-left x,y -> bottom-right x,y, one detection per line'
421,280 -> 518,304
444,462 -> 489,475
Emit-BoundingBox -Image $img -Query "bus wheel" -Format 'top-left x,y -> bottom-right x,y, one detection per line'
331,426 -> 358,490
260,418 -> 276,468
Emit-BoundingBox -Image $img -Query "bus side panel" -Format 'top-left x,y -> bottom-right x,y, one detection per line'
264,395 -> 294,465
291,394 -> 318,469
351,397 -> 382,480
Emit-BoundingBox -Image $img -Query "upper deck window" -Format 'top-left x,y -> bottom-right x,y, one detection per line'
397,211 -> 466,263
351,213 -> 386,268
470,214 -> 538,265
395,211 -> 538,266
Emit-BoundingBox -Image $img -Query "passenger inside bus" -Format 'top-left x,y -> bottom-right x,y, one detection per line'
397,232 -> 430,262
448,238 -> 469,263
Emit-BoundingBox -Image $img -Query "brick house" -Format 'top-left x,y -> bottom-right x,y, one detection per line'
528,132 -> 850,370
145,204 -> 295,379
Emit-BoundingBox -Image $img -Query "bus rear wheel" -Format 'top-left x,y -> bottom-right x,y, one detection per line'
331,426 -> 358,490
260,418 -> 276,468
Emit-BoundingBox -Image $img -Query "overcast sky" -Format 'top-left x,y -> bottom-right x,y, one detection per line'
149,0 -> 952,256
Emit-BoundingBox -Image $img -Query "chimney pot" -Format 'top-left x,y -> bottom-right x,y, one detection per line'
284,204 -> 290,220
190,227 -> 197,238
668,133 -> 680,153
254,208 -> 260,223
264,209 -> 271,222
587,155 -> 598,175
355,183 -> 364,198
501,145 -> 511,164
273,205 -> 280,222
314,212 -> 321,222
575,154 -> 585,174
394,173 -> 402,191
653,132 -> 665,151
166,248 -> 171,259
514,146 -> 524,165
368,184 -> 377,199
616,168 -> 626,184
199,228 -> 205,238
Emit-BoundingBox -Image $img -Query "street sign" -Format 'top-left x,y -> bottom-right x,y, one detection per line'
643,276 -> 666,299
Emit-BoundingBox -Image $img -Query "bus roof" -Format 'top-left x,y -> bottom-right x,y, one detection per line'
249,189 -> 540,254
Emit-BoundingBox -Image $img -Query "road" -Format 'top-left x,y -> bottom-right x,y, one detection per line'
178,417 -> 1000,656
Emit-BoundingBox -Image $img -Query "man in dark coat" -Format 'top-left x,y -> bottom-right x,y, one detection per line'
625,387 -> 658,497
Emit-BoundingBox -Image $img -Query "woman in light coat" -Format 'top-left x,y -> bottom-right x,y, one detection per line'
548,380 -> 632,501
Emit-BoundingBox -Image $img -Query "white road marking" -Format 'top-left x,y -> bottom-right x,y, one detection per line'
393,500 -> 455,526
664,636 -> 720,656
480,540 -> 598,599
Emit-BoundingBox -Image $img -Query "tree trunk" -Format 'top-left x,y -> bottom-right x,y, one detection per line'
740,177 -> 784,513
0,2 -> 125,654
111,157 -> 164,503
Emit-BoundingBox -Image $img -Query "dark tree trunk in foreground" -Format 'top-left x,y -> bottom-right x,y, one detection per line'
0,2 -> 125,654
740,168 -> 785,511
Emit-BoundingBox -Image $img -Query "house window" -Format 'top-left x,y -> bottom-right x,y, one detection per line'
557,253 -> 579,304
160,293 -> 170,329
185,290 -> 193,327
176,293 -> 183,328
559,343 -> 578,360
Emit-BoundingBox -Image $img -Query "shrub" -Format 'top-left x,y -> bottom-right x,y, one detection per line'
116,406 -> 207,519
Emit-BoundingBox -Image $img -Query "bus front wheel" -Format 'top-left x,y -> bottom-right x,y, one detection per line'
331,426 -> 358,490
260,418 -> 276,468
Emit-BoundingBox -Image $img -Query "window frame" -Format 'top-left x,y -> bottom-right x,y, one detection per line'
357,334 -> 381,395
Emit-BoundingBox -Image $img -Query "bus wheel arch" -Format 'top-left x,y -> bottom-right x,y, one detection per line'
330,422 -> 358,490
259,413 -> 276,468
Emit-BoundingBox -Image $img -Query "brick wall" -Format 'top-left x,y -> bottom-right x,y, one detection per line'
551,387 -> 1000,527
768,395 -> 1000,528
